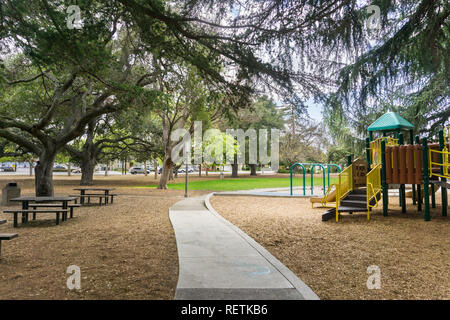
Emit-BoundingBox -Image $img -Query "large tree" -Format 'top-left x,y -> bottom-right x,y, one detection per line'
331,0 -> 449,137
151,63 -> 224,189
0,1 -> 161,195
224,97 -> 285,177
5,0 -> 439,195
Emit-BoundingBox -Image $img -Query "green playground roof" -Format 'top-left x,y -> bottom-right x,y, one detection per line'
368,112 -> 414,132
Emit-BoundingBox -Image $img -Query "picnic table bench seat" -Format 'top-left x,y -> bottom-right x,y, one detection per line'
3,209 -> 69,227
0,233 -> 18,257
28,203 -> 81,218
69,193 -> 116,205
100,193 -> 117,204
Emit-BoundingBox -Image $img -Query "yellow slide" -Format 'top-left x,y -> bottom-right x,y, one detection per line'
406,185 -> 440,198
310,187 -> 337,208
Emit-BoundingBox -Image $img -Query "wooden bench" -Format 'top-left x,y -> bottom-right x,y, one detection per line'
69,194 -> 110,206
0,233 -> 18,257
29,203 -> 81,219
3,209 -> 69,227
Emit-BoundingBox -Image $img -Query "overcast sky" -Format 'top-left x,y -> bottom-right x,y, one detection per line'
306,99 -> 323,122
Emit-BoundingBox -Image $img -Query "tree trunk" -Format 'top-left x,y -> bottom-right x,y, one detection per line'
158,156 -> 174,189
80,124 -> 97,186
206,166 -> 209,176
35,151 -> 56,196
144,161 -> 148,176
105,163 -> 108,176
231,153 -> 239,178
29,161 -> 33,176
67,163 -> 71,176
250,164 -> 257,176
80,156 -> 95,185
199,164 -> 201,177
154,159 -> 158,179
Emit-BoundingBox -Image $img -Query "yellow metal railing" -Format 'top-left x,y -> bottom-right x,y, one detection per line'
366,164 -> 381,221
429,148 -> 449,179
335,164 -> 353,222
370,137 -> 398,168
429,126 -> 449,179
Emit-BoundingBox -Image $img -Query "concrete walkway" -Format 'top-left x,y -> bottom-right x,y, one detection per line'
169,194 -> 319,300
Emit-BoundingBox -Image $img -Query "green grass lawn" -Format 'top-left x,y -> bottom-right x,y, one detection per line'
141,177 -> 338,191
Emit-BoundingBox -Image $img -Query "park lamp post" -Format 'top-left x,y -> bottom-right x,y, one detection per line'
185,153 -> 188,198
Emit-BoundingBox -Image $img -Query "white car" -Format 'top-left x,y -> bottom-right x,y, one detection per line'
71,167 -> 82,173
129,167 -> 150,174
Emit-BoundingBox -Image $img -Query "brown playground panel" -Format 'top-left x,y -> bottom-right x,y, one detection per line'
352,159 -> 367,188
385,143 -> 443,185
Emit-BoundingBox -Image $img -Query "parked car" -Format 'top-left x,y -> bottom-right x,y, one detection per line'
0,166 -> 14,172
129,167 -> 150,174
177,167 -> 194,173
71,167 -> 82,173
53,164 -> 67,172
158,167 -> 179,174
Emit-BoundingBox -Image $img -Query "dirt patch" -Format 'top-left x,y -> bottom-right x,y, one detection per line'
210,194 -> 450,300
0,175 -> 208,299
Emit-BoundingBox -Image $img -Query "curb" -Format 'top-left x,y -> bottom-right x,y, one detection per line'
204,192 -> 320,300
213,192 -> 312,198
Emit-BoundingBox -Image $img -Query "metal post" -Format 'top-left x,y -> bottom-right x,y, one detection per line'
321,165 -> 326,195
415,136 -> 422,211
302,165 -> 306,196
399,133 -> 406,213
422,138 -> 430,221
410,129 -> 416,205
431,183 -> 436,208
365,137 -> 371,172
417,184 -> 422,212
327,165 -> 330,188
381,140 -> 388,216
369,131 -> 373,142
347,155 -> 352,166
438,130 -> 447,216
185,158 -> 188,198
290,164 -> 293,196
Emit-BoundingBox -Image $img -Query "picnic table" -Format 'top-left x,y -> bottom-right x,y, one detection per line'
71,188 -> 116,205
6,196 -> 79,227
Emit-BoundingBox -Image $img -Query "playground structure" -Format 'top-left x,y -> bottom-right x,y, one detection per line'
289,163 -> 341,197
321,112 -> 449,222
